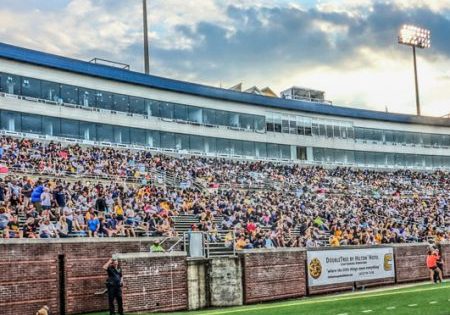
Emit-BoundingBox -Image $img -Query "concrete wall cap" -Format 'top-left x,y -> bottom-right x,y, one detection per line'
116,251 -> 187,259
0,237 -> 175,245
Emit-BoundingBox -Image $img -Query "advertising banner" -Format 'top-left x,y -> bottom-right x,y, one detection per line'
307,247 -> 394,287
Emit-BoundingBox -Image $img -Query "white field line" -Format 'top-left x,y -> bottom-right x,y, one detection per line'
201,284 -> 450,315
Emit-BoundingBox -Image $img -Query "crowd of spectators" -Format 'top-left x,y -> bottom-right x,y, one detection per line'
0,136 -> 447,249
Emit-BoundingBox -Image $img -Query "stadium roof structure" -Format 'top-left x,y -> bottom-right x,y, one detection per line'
0,41 -> 449,127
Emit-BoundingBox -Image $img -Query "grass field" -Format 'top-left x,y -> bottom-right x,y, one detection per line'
88,282 -> 450,315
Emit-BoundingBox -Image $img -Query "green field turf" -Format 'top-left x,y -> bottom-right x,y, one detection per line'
87,282 -> 450,315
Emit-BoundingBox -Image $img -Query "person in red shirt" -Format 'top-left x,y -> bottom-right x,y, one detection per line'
426,249 -> 442,283
246,220 -> 257,234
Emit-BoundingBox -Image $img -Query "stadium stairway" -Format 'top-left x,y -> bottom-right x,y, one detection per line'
172,214 -> 235,257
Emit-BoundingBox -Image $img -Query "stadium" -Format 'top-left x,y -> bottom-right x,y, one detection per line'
0,1 -> 449,315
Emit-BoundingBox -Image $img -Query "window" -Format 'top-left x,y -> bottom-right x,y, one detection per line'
255,116 -> 265,132
21,114 -> 42,134
41,81 -> 60,102
78,88 -> 96,107
146,100 -> 160,117
160,132 -> 175,148
97,124 -> 114,142
267,144 -> 280,158
239,114 -> 254,130
130,128 -> 147,145
216,138 -> 231,154
228,113 -> 239,128
242,141 -> 255,156
129,97 -> 146,115
204,137 -> 216,153
256,142 -> 267,158
0,73 -> 20,94
80,122 -> 96,140
147,130 -> 160,147
174,104 -> 188,121
60,119 -> 79,138
175,134 -> 189,150
280,145 -> 291,159
203,109 -> 216,125
113,94 -> 129,112
43,117 -> 60,136
188,107 -> 202,123
21,77 -> 41,98
61,84 -> 79,104
96,91 -> 113,110
189,135 -> 204,152
160,102 -> 174,119
0,111 -> 20,131
215,110 -> 230,127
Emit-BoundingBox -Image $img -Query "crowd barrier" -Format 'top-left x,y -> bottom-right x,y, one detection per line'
0,239 -> 447,315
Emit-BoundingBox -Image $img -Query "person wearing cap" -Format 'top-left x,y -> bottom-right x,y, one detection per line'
103,258 -> 124,315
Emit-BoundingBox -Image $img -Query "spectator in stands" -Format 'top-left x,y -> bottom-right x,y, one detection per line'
39,218 -> 57,238
87,213 -> 100,237
150,240 -> 165,252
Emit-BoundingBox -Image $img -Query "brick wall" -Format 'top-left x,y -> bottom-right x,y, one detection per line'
438,243 -> 449,278
240,249 -> 307,304
393,244 -> 429,283
0,238 -> 178,315
118,252 -> 188,313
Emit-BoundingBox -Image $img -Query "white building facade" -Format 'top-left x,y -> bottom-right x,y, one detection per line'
0,42 -> 449,170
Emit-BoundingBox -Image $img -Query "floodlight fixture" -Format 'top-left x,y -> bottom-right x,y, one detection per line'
398,24 -> 431,49
398,24 -> 431,116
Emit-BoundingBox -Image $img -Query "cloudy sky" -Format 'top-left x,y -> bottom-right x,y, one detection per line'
0,0 -> 449,117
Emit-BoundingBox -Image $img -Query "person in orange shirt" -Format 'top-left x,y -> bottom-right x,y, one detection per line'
426,249 -> 442,283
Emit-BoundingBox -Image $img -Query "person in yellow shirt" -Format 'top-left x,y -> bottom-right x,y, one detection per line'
330,235 -> 340,247
235,235 -> 247,250
114,201 -> 124,221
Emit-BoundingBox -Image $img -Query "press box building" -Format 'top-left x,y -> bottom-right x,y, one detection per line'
0,42 -> 449,169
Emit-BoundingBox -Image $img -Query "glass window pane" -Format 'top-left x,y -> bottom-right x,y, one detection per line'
216,138 -> 231,154
113,94 -> 129,112
189,135 -> 204,152
147,100 -> 160,117
60,119 -> 79,138
43,116 -> 60,136
160,102 -> 174,119
96,91 -> 113,110
161,132 -> 175,148
61,84 -> 79,104
203,109 -> 216,125
21,113 -> 42,134
21,77 -> 41,98
175,134 -> 189,150
204,137 -> 216,153
130,128 -> 146,145
239,114 -> 254,130
80,121 -> 96,140
147,130 -> 160,147
41,81 -> 60,102
241,141 -> 255,156
174,104 -> 188,121
188,107 -> 203,123
256,142 -> 267,158
255,116 -> 265,132
228,113 -> 239,128
232,140 -> 243,155
267,144 -> 280,158
1,111 -> 21,131
113,126 -> 129,144
280,145 -> 291,159
215,111 -> 229,127
78,88 -> 97,107
0,73 -> 20,94
97,124 -> 114,142
129,97 -> 146,115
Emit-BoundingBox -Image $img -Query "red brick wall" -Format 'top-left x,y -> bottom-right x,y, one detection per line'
241,249 -> 307,304
0,238 -> 178,315
393,244 -> 429,283
439,243 -> 449,278
118,252 -> 188,313
0,242 -> 60,315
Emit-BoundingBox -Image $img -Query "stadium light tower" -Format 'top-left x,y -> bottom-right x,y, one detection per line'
143,0 -> 150,74
398,24 -> 431,116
